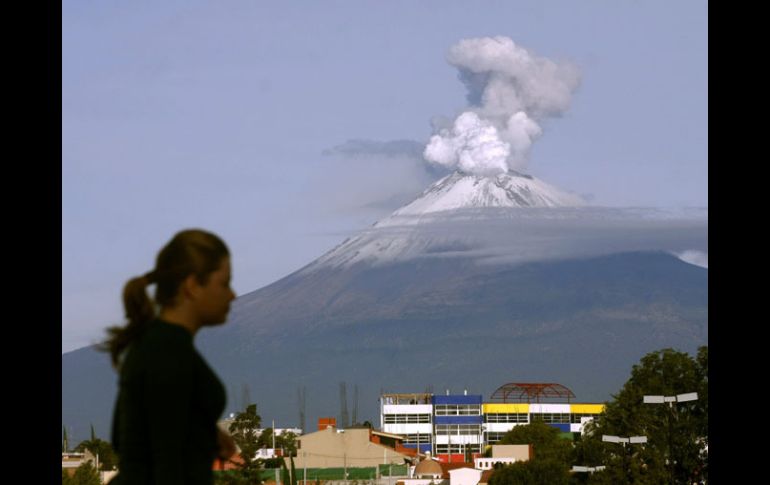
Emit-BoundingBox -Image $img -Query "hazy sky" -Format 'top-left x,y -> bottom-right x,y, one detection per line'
62,0 -> 708,353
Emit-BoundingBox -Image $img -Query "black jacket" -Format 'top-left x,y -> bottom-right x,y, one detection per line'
110,319 -> 226,485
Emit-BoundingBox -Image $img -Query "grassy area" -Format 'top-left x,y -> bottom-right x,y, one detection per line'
261,465 -> 408,480
215,464 -> 409,481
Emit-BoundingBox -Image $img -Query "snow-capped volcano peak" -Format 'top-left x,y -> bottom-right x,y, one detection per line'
390,170 -> 586,217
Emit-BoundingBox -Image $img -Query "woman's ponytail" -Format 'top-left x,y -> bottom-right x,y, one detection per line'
101,272 -> 157,368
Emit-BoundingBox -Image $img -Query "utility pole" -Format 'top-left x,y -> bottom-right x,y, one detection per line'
274,419 -> 280,485
644,392 -> 698,485
602,435 -> 647,484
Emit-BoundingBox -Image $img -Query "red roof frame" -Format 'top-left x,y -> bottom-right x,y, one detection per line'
489,383 -> 576,403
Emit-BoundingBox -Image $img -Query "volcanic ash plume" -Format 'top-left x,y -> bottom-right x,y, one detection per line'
424,36 -> 581,176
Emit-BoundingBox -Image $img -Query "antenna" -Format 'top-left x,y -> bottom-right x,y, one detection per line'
340,382 -> 349,428
352,384 -> 359,425
298,386 -> 306,433
241,383 -> 252,410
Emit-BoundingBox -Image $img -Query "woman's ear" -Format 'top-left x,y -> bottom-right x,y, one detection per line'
180,273 -> 202,300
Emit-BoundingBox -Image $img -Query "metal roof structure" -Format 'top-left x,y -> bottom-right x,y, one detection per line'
489,383 -> 577,403
380,393 -> 433,405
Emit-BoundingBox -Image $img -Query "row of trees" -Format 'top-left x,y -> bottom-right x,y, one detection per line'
488,346 -> 708,485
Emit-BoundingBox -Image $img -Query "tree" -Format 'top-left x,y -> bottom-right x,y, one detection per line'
257,427 -> 274,449
277,431 -> 299,457
71,462 -> 101,485
580,347 -> 708,485
228,403 -> 264,482
492,419 -> 572,484
498,418 -> 573,464
281,455 -> 298,485
489,459 -> 569,485
258,427 -> 299,458
74,438 -> 118,471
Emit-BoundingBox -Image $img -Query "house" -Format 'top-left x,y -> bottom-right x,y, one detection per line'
286,425 -> 412,469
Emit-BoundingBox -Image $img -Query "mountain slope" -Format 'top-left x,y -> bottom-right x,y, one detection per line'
63,251 -> 707,445
62,171 -> 707,445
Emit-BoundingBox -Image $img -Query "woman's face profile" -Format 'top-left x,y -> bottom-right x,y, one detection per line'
193,257 -> 236,326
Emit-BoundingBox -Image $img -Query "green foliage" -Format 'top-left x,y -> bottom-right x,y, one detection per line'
259,428 -> 299,457
579,346 -> 708,485
71,462 -> 101,485
214,470 -> 261,485
493,419 -> 572,484
498,418 -> 572,464
263,457 -> 284,469
290,456 -> 297,485
226,403 -> 264,483
281,459 -> 290,485
74,438 -> 117,471
62,469 -> 73,485
279,431 -> 299,456
489,459 -> 569,485
278,455 -> 299,485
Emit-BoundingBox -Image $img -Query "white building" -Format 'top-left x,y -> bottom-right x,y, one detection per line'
381,393 -> 434,453
448,467 -> 482,485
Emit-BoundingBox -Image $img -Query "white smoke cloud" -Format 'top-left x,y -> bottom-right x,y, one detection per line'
425,36 -> 580,176
424,112 -> 510,176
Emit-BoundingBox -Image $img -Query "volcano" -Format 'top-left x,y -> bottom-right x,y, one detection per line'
62,171 -> 707,445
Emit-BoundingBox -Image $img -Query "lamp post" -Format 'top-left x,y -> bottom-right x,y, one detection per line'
602,435 -> 647,484
571,465 -> 606,473
643,392 -> 698,485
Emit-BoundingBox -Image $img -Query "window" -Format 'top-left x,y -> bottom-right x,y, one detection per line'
484,432 -> 506,444
483,413 -> 528,423
435,444 -> 480,454
435,424 -> 481,435
530,413 -> 570,424
404,434 -> 432,444
383,414 -> 431,423
434,404 -> 481,416
570,413 -> 601,424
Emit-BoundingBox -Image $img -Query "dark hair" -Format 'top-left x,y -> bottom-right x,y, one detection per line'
101,229 -> 230,367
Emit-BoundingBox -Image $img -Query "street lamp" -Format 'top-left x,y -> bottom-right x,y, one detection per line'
602,435 -> 648,444
571,465 -> 606,473
643,392 -> 698,484
643,393 -> 698,406
602,435 -> 647,482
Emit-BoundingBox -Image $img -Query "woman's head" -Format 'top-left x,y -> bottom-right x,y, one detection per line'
103,229 -> 233,366
151,229 -> 231,308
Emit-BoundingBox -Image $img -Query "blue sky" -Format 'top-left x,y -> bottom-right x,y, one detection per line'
62,0 -> 707,353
